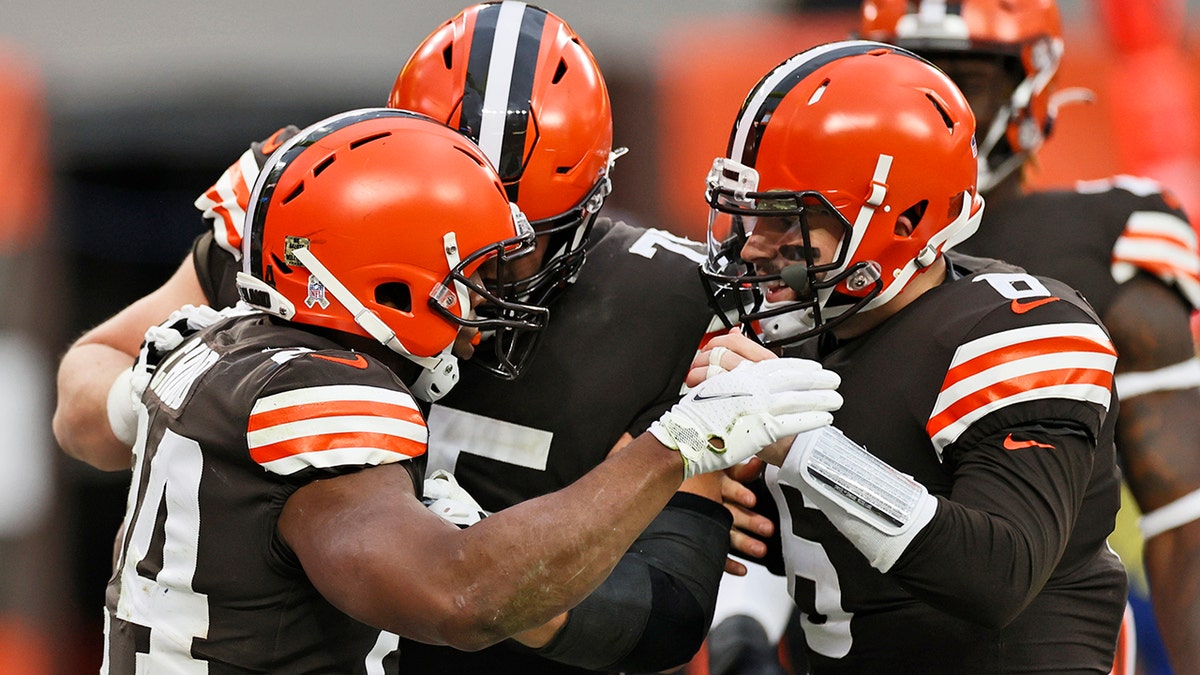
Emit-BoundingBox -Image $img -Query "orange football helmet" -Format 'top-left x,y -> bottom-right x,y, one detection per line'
236,108 -> 548,399
388,1 -> 617,308
860,0 -> 1064,192
701,41 -> 983,347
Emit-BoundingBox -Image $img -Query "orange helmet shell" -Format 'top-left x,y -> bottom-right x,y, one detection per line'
389,1 -> 612,223
737,43 -> 980,297
243,109 -> 521,359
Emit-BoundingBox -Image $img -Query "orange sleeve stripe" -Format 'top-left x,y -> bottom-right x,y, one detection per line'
250,431 -> 426,465
944,335 -> 1116,386
248,399 -> 424,432
1120,227 -> 1193,244
1125,258 -> 1200,281
928,366 -> 1113,436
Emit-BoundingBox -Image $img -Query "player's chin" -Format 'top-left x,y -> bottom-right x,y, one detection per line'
452,330 -> 479,360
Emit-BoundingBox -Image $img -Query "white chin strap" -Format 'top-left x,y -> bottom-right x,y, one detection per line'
760,155 -> 984,343
285,246 -> 460,402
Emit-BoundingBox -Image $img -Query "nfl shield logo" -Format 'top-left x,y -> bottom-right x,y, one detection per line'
305,274 -> 330,309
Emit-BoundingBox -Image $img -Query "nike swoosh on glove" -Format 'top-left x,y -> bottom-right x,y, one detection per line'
650,358 -> 842,479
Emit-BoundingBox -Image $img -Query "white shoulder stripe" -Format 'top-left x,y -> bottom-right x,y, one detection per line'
932,351 -> 1118,418
949,322 -> 1113,366
1124,209 -> 1197,246
247,415 -> 427,450
932,383 -> 1114,455
1112,238 -> 1200,275
251,384 -> 418,414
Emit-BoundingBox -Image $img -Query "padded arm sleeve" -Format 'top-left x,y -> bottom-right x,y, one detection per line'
532,492 -> 731,671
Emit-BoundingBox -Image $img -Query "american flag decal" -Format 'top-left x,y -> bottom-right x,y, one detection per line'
927,322 -> 1117,457
248,384 -> 427,475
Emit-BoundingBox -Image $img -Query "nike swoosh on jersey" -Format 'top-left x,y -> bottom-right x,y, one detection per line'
1002,433 -> 1056,451
312,353 -> 369,369
248,384 -> 427,475
1010,297 -> 1061,314
927,322 -> 1116,457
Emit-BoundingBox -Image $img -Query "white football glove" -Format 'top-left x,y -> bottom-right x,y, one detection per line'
779,425 -> 938,572
107,304 -> 244,445
422,470 -> 488,527
649,358 -> 842,479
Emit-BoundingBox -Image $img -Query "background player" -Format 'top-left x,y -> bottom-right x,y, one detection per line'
860,2 -> 1200,672
696,41 -> 1125,672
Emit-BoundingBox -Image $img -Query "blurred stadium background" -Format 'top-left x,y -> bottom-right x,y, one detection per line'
1,1 -> 1197,672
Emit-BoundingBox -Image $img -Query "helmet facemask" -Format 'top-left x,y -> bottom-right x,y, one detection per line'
235,108 -> 552,400
700,158 -> 884,350
441,206 -> 550,380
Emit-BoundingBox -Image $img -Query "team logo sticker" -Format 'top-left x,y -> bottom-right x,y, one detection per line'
306,274 -> 330,309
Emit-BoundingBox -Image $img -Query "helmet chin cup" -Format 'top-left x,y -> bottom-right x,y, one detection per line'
759,301 -> 816,345
411,352 -> 460,403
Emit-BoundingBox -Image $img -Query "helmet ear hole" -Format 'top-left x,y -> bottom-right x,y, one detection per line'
375,282 -> 413,312
897,200 -> 928,236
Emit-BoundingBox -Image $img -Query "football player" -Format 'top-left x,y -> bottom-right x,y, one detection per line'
861,1 -> 1200,672
55,3 -> 749,672
695,41 -> 1126,672
101,108 -> 842,673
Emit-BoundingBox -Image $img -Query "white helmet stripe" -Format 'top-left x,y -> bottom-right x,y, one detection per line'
729,41 -> 888,166
477,1 -> 528,167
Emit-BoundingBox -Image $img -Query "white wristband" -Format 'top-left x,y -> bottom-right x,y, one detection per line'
106,368 -> 138,446
1140,487 -> 1200,540
1114,358 -> 1200,399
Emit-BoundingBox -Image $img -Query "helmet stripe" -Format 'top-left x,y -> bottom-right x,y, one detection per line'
463,1 -> 545,195
729,41 -> 917,168
243,108 -> 420,276
463,3 -> 501,156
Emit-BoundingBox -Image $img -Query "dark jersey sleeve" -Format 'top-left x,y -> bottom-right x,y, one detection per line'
891,416 -> 1099,628
191,230 -> 242,309
886,281 -> 1122,628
